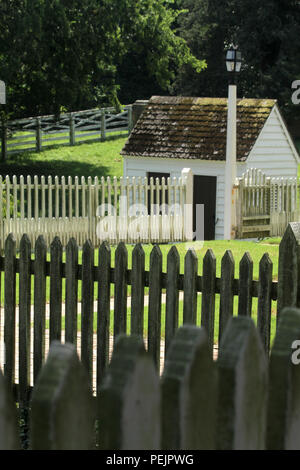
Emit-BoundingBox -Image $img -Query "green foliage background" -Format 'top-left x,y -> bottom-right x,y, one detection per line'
1,0 -> 300,126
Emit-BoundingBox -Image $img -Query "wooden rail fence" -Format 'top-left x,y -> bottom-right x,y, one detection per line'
2,309 -> 300,449
1,105 -> 133,159
1,222 -> 300,407
0,172 -> 189,249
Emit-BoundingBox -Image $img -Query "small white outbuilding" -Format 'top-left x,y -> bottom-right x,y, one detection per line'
121,96 -> 300,240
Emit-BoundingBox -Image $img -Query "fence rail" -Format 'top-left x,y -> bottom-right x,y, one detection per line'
1,106 -> 133,159
0,172 -> 189,249
236,168 -> 300,237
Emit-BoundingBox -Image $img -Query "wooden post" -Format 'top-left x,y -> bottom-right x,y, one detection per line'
36,117 -> 42,152
69,113 -> 75,146
1,120 -> 7,162
181,168 -> 193,241
101,110 -> 106,141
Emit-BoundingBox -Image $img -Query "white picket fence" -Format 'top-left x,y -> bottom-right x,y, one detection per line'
236,168 -> 300,237
0,172 -> 189,249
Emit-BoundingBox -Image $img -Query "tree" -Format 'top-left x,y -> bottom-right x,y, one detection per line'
0,0 -> 205,118
172,0 -> 300,122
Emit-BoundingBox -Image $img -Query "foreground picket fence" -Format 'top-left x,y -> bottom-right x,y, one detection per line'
1,222 -> 300,403
0,172 -> 189,248
2,310 -> 300,450
1,106 -> 132,159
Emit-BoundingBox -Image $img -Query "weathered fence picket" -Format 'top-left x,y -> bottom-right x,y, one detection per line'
266,307 -> 300,450
81,240 -> 94,386
277,223 -> 300,323
31,341 -> 94,450
65,238 -> 78,346
165,246 -> 180,359
238,252 -> 253,317
0,370 -> 19,450
183,248 -> 198,325
131,243 -> 145,337
49,237 -> 62,343
97,242 -> 111,393
201,249 -> 216,352
33,235 -> 47,384
4,233 -> 16,389
161,326 -> 217,450
19,234 -> 31,406
148,245 -> 163,371
257,253 -> 273,354
98,335 -> 160,450
114,242 -> 128,339
219,250 -> 235,344
217,317 -> 268,450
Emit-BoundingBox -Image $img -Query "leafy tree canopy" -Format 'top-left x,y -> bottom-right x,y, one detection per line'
172,0 -> 300,122
0,0 -> 205,119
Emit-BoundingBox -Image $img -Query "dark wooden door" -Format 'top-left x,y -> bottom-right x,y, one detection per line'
147,172 -> 170,214
193,175 -> 217,240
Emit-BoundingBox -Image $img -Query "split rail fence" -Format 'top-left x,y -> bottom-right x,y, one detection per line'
236,168 -> 300,237
1,105 -> 132,159
0,172 -> 189,249
0,222 -> 299,409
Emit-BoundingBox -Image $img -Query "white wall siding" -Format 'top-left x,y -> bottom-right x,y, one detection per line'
246,107 -> 299,178
124,156 -> 246,240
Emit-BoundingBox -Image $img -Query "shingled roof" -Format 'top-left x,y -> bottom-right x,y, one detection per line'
121,96 -> 277,162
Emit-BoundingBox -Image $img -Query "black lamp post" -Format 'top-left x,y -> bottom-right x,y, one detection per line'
226,46 -> 242,85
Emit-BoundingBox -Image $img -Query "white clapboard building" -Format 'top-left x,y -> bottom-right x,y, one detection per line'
121,96 -> 300,240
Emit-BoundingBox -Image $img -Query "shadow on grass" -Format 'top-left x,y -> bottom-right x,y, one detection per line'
0,157 -> 112,179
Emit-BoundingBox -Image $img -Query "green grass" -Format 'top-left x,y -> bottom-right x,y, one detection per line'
1,135 -> 127,180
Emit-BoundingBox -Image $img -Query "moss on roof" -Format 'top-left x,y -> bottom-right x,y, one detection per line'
121,96 -> 277,162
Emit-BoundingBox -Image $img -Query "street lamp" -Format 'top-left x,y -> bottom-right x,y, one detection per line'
224,45 -> 242,239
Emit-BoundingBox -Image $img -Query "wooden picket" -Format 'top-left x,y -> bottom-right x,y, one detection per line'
0,173 -> 188,249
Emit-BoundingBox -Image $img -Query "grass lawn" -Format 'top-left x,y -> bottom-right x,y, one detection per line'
0,135 -> 127,180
